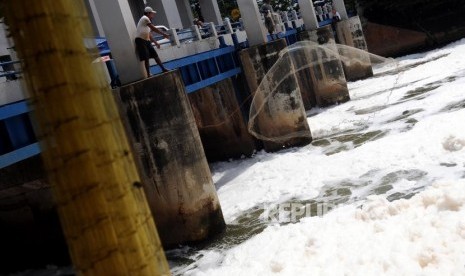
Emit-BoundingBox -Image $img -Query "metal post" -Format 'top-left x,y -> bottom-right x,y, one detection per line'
168,28 -> 180,46
192,25 -> 202,41
3,1 -> 170,274
224,18 -> 234,34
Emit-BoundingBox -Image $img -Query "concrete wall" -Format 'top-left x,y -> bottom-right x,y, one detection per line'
157,36 -> 220,64
364,22 -> 427,57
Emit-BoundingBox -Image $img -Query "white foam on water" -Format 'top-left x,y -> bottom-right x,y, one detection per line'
171,39 -> 465,275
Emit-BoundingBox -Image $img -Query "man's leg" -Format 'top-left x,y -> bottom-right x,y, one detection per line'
148,42 -> 169,73
154,56 -> 169,72
144,59 -> 151,77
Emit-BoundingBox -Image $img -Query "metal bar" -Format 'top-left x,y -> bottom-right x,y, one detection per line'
0,60 -> 21,66
185,68 -> 241,93
0,101 -> 29,121
0,142 -> 41,169
0,71 -> 22,78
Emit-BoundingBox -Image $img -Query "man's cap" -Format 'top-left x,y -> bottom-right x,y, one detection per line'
144,7 -> 157,14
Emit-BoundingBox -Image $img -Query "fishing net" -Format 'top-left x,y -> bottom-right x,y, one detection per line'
247,41 -> 397,143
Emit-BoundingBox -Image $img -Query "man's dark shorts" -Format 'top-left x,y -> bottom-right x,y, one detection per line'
135,37 -> 158,61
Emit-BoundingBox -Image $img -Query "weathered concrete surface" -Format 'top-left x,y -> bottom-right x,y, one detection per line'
239,39 -> 312,152
188,78 -> 256,162
297,26 -> 350,108
336,16 -> 374,81
364,22 -> 427,57
357,1 -> 465,57
116,70 -> 225,247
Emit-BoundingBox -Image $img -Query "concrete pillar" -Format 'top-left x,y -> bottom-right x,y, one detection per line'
176,0 -> 195,28
92,0 -> 145,84
188,78 -> 256,161
239,39 -> 312,152
297,25 -> 350,108
336,16 -> 373,81
146,0 -> 183,29
333,0 -> 349,20
84,0 -> 105,36
116,71 -> 226,247
199,0 -> 223,25
298,0 -> 319,31
236,0 -> 267,46
127,0 -> 146,25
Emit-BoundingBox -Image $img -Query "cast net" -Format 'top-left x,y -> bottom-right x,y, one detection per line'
247,41 -> 397,143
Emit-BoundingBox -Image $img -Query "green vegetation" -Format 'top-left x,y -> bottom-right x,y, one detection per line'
268,0 -> 296,12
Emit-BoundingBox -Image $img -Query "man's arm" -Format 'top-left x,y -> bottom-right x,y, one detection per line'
153,40 -> 161,49
148,23 -> 170,39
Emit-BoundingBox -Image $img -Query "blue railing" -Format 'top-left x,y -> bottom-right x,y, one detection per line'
318,18 -> 333,27
95,37 -> 111,56
0,59 -> 21,79
275,29 -> 299,45
0,58 -> 37,169
0,101 -> 40,169
0,37 -> 115,169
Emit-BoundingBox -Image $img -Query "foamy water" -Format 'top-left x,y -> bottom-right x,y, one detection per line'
169,39 -> 465,275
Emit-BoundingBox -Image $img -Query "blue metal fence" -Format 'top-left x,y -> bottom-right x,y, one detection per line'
0,100 -> 39,169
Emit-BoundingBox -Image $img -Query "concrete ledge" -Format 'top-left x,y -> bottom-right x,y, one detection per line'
297,26 -> 350,108
0,79 -> 26,106
188,78 -> 256,161
336,16 -> 374,81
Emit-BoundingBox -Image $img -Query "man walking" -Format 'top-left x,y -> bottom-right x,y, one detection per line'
135,6 -> 170,77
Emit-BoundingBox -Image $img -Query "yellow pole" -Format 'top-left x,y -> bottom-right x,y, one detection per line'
2,1 -> 170,275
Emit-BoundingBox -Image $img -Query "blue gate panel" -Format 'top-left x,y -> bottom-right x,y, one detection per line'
0,120 -> 13,154
5,113 -> 37,149
0,142 -> 41,169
